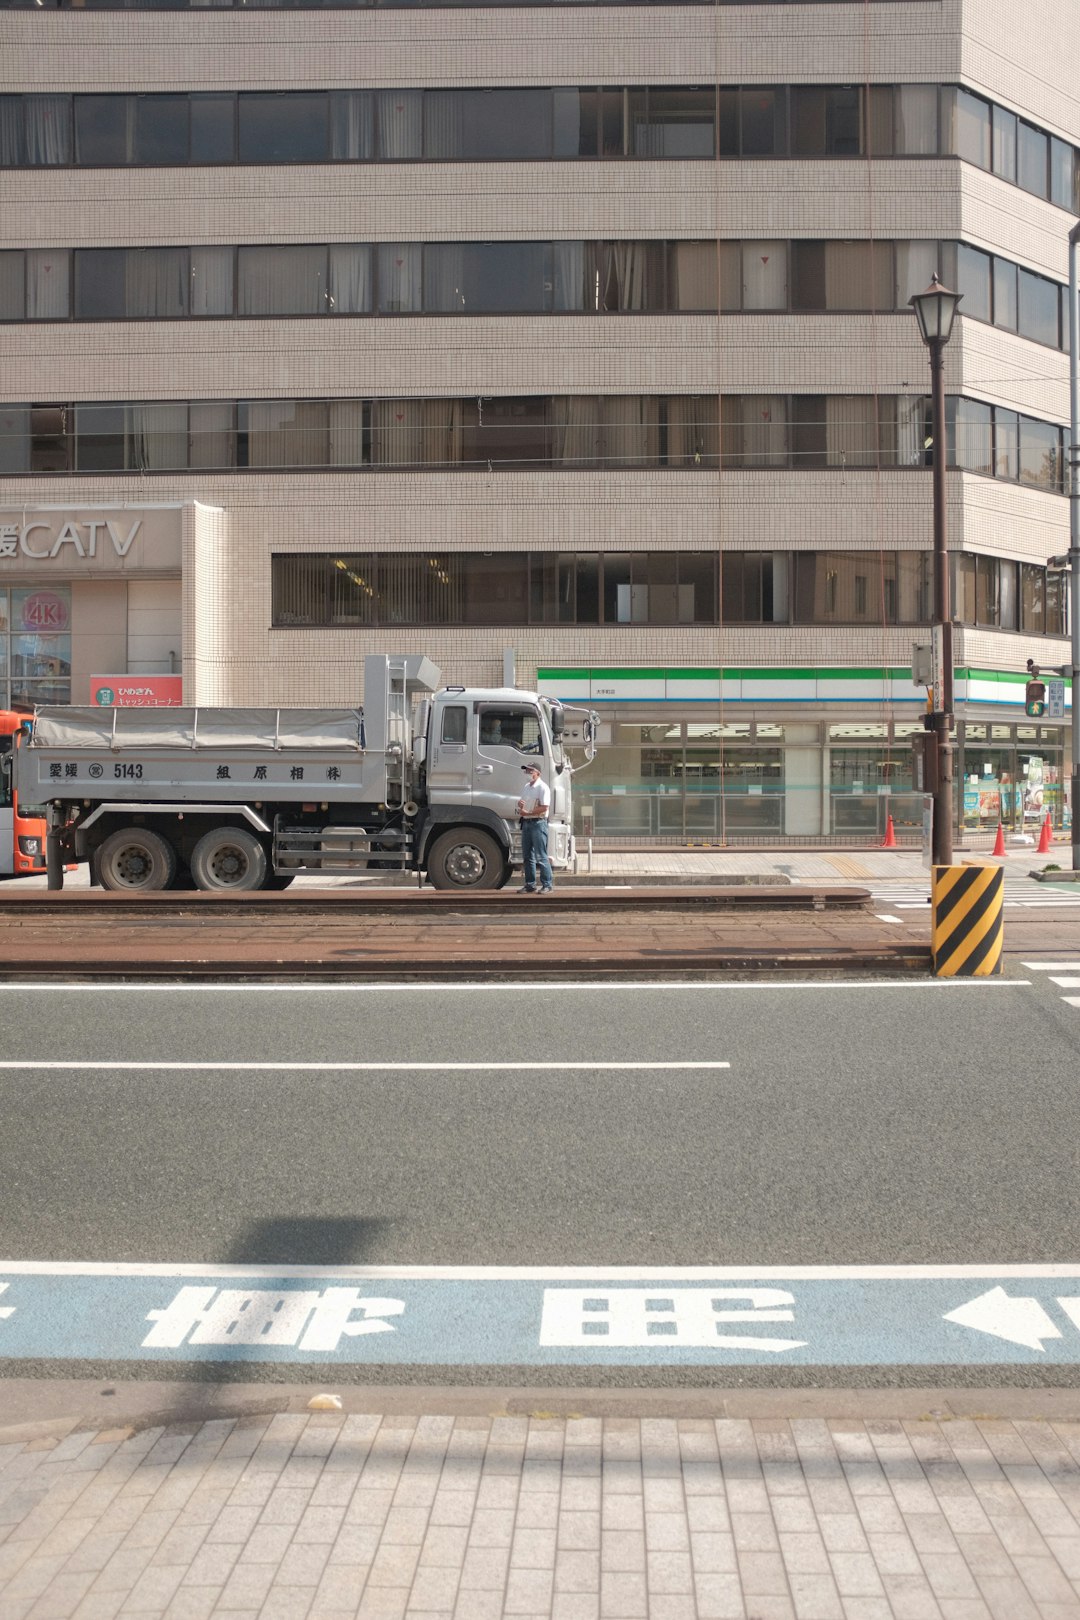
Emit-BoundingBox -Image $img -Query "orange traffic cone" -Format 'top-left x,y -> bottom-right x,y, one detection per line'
881,814 -> 897,849
992,823 -> 1006,857
1038,812 -> 1053,854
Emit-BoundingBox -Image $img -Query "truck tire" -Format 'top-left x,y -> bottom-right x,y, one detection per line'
263,874 -> 295,891
190,827 -> 268,892
97,827 -> 178,893
426,827 -> 506,890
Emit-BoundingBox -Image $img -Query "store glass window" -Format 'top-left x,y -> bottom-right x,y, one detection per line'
2,586 -> 72,707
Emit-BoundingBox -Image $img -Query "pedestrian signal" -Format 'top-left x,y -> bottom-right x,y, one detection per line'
1025,679 -> 1046,717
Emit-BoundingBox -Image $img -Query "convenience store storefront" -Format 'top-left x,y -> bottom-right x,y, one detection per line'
540,666 -> 1073,840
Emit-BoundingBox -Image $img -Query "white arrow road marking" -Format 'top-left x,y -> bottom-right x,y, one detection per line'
1049,978 -> 1080,989
1055,1298 -> 1080,1332
944,1286 -> 1062,1351
1022,962 -> 1080,971
1063,998 -> 1080,1009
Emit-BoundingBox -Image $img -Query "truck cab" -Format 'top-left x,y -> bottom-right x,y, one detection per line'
424,688 -> 572,884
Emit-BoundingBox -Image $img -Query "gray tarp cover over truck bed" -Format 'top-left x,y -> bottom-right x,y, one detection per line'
29,708 -> 366,752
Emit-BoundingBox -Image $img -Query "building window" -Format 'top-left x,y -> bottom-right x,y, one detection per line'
0,586 -> 72,709
0,393 -> 1066,487
1,84 -> 1072,211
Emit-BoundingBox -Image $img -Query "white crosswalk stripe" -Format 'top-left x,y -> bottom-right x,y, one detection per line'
1021,962 -> 1080,1013
867,886 -> 1080,910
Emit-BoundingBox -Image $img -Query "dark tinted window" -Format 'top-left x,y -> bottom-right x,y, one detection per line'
953,244 -> 991,322
423,242 -> 551,313
191,95 -> 234,162
74,97 -> 132,164
133,96 -> 188,164
74,249 -> 126,318
1018,269 -> 1059,347
75,404 -> 126,469
741,88 -> 786,156
238,94 -> 328,163
445,91 -> 552,160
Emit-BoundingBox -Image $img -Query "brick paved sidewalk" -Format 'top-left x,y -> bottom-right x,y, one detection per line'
3,1408 -> 1080,1620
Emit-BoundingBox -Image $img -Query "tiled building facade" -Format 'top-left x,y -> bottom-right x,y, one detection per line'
0,0 -> 1076,838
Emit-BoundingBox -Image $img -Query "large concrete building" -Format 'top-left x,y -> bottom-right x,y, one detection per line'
0,0 -> 1076,839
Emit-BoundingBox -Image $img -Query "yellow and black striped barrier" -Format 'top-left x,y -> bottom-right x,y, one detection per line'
931,863 -> 1004,977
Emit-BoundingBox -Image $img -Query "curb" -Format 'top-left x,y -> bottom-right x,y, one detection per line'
0,949 -> 931,981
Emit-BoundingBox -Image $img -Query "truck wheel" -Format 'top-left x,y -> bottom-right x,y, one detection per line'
97,827 -> 178,893
190,827 -> 268,892
427,828 -> 506,890
263,874 -> 294,891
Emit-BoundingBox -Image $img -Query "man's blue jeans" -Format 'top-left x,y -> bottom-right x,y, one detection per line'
521,818 -> 553,890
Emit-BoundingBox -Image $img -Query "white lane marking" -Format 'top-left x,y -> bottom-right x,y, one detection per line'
875,914 -> 903,924
1049,977 -> 1080,989
1023,962 -> 1080,971
0,981 -> 1034,992
1064,997 -> 1080,1009
0,1060 -> 729,1072
5,1261 -> 1080,1281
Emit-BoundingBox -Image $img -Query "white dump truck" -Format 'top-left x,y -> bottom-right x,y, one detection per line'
15,655 -> 597,893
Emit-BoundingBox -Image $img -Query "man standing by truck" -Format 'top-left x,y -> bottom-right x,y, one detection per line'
517,762 -> 554,895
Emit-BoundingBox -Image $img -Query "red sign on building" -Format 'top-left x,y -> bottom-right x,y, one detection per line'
90,675 -> 183,708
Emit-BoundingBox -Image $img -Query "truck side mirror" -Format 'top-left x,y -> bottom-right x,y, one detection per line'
550,708 -> 565,739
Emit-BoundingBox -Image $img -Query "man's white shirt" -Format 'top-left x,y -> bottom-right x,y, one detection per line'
520,779 -> 552,818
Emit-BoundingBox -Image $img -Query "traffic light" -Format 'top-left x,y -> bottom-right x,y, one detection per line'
1025,678 -> 1047,717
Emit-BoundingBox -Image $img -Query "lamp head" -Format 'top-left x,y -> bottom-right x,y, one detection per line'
909,274 -> 963,347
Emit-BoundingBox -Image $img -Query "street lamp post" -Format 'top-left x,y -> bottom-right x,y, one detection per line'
1068,225 -> 1080,872
909,275 -> 963,868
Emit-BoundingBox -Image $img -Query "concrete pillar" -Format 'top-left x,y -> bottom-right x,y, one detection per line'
783,725 -> 823,836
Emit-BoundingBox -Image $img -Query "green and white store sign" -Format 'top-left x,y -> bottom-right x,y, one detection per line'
537,666 -> 1072,711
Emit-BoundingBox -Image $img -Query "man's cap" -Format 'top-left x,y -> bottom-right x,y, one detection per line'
521,763 -> 541,772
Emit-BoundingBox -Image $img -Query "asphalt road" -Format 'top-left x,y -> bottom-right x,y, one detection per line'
1,968 -> 1077,1266
3,965 -> 1079,1385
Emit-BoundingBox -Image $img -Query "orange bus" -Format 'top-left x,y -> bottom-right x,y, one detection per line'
0,711 -> 48,878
